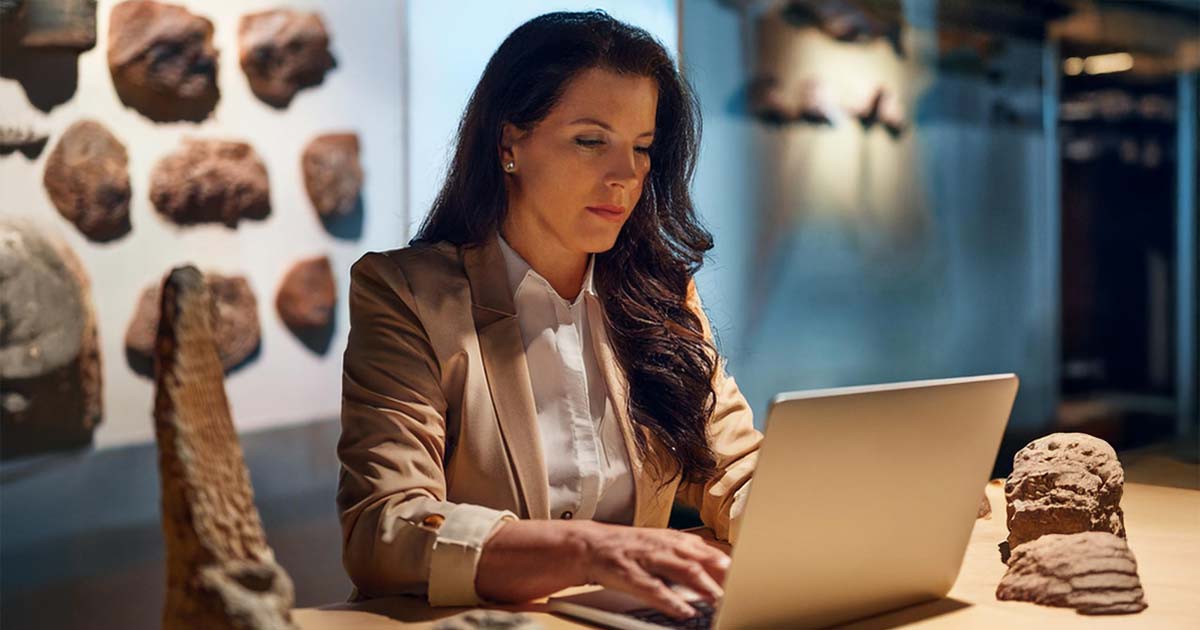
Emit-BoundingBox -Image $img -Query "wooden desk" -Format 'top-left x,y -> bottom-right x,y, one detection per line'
294,481 -> 1200,629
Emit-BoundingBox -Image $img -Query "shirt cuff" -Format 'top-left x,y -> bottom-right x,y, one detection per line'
728,481 -> 752,546
427,503 -> 518,606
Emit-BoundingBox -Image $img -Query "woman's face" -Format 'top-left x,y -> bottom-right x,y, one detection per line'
501,66 -> 658,254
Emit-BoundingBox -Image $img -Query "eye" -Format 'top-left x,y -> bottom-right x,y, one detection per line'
635,145 -> 653,155
575,138 -> 604,148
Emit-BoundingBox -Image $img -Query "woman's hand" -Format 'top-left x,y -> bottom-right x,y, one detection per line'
572,521 -> 729,618
475,519 -> 730,619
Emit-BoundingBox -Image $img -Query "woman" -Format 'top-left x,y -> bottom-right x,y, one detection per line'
337,11 -> 761,620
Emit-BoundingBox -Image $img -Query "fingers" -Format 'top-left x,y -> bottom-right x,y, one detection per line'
672,536 -> 732,585
644,551 -> 724,605
614,560 -> 697,619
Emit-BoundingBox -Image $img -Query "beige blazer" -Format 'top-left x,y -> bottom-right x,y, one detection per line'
336,229 -> 762,605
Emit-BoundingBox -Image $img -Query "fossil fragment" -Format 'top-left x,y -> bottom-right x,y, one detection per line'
42,119 -> 132,241
276,255 -> 335,331
996,532 -> 1147,615
126,272 -> 261,376
1005,432 -> 1126,551
238,9 -> 335,107
0,0 -> 96,49
107,0 -> 219,122
152,265 -> 296,629
301,132 -> 362,220
0,220 -> 102,460
149,138 -> 270,227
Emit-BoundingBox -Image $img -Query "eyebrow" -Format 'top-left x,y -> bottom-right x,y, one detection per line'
568,117 -> 655,138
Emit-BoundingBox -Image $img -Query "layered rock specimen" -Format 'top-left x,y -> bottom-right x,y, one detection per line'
0,0 -> 96,48
42,120 -> 132,241
996,532 -> 1148,615
1005,432 -> 1126,550
107,0 -> 219,122
0,220 -> 102,460
276,255 -> 335,331
149,139 -> 271,227
152,265 -> 296,629
301,132 -> 361,220
127,272 -> 260,375
238,9 -> 335,107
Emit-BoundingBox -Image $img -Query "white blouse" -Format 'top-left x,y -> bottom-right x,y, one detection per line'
496,234 -> 636,524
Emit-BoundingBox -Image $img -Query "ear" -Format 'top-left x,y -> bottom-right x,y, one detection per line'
499,122 -> 527,164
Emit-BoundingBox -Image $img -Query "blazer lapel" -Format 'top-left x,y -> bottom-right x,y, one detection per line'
586,297 -> 652,526
462,232 -> 551,520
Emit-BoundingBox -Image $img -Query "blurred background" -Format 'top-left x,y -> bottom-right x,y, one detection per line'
1,0 -> 1196,627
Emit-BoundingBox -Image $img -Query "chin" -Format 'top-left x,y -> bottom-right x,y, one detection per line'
580,229 -> 622,254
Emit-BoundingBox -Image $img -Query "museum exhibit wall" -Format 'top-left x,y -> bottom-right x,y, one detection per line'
1,1 -> 679,624
1,0 -> 406,458
682,0 -> 1058,439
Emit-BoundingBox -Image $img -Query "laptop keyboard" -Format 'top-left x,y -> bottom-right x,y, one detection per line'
626,602 -> 715,629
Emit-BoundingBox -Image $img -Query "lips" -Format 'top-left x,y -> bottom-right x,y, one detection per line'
586,205 -> 626,222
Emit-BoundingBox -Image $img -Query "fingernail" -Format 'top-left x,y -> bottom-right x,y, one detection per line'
717,555 -> 731,569
678,604 -> 696,618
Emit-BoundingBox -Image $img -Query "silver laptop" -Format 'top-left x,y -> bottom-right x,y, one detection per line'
548,373 -> 1019,629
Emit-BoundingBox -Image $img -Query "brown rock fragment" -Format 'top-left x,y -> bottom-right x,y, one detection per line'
301,133 -> 362,219
238,9 -> 335,108
107,0 -> 219,122
152,265 -> 297,629
0,220 -> 102,460
276,255 -> 335,330
42,120 -> 132,241
1005,432 -> 1126,551
149,138 -> 271,227
996,532 -> 1147,615
126,272 -> 261,376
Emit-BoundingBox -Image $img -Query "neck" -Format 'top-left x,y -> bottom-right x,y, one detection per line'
500,212 -> 588,302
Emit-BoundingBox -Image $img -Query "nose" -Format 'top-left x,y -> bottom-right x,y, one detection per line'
605,145 -> 641,192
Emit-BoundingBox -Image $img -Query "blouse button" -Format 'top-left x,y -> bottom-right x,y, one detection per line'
560,510 -> 574,520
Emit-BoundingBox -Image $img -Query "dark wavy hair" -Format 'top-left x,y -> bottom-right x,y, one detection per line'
414,10 -> 717,485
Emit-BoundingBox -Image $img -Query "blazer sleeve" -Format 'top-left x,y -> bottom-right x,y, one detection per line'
337,252 -> 517,606
674,278 -> 762,543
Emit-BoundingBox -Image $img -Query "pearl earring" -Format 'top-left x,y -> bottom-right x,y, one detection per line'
503,160 -> 516,173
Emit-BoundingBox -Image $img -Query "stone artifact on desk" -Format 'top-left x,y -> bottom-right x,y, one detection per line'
302,132 -> 362,220
107,0 -> 219,122
997,432 -> 1146,614
996,532 -> 1148,614
432,610 -> 543,630
1004,432 -> 1126,550
0,220 -> 103,460
126,272 -> 261,376
149,138 -> 271,227
152,265 -> 297,630
42,120 -> 132,241
238,9 -> 335,107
